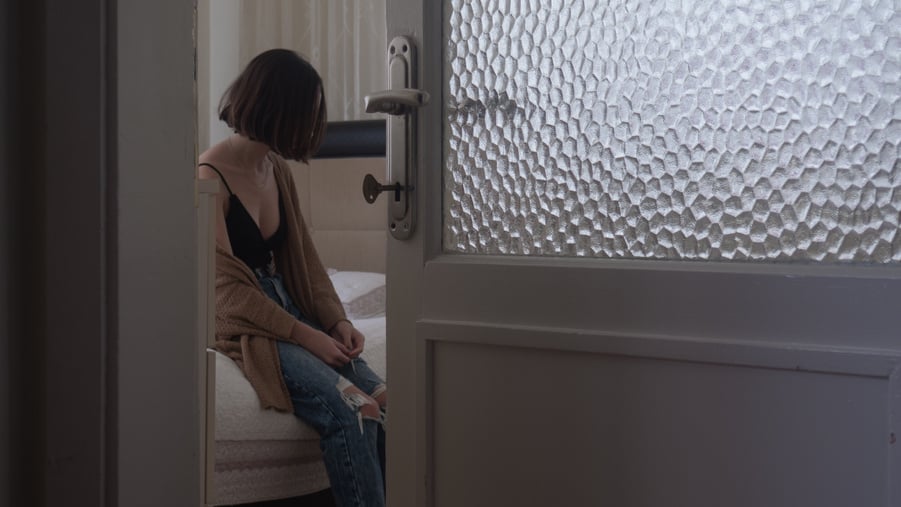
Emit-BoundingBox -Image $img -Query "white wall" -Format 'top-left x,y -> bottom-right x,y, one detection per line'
198,0 -> 240,152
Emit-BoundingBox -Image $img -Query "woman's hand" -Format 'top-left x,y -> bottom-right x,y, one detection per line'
291,322 -> 351,367
330,320 -> 365,358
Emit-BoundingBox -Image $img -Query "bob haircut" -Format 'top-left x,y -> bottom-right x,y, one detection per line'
219,49 -> 327,162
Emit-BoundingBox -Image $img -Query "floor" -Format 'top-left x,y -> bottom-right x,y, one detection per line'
230,489 -> 336,507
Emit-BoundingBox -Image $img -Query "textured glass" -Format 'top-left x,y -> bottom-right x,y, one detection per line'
443,0 -> 901,262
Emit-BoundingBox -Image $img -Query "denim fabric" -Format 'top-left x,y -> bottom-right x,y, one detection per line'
257,271 -> 386,507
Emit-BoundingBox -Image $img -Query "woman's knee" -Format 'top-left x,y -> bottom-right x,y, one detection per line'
371,384 -> 387,408
337,377 -> 382,421
278,341 -> 336,387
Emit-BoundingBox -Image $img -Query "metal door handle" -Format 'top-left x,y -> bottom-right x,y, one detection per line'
362,36 -> 425,239
365,89 -> 429,116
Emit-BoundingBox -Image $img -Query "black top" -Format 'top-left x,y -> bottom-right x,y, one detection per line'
199,162 -> 286,270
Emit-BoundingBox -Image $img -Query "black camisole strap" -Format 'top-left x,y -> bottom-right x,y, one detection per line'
198,163 -> 234,195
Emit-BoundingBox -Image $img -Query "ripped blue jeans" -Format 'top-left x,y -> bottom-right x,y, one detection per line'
257,269 -> 386,507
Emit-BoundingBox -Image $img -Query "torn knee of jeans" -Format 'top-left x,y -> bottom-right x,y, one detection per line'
370,384 -> 387,404
370,385 -> 388,424
336,379 -> 384,432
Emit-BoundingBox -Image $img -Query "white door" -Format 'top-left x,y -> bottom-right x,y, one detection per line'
382,1 -> 901,506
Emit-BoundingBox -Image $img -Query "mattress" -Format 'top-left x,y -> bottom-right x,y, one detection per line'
212,271 -> 387,505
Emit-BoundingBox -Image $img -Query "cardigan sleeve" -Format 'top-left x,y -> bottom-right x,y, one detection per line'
279,162 -> 348,331
215,250 -> 298,342
298,214 -> 348,331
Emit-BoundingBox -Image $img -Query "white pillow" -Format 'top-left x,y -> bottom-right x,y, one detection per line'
329,270 -> 386,319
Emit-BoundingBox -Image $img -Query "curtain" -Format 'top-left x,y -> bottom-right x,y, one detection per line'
238,0 -> 387,121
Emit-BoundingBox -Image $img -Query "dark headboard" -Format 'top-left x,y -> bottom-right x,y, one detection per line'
314,120 -> 386,159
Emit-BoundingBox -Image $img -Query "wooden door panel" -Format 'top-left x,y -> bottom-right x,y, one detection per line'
427,326 -> 899,507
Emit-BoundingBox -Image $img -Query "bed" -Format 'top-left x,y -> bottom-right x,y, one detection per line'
197,121 -> 388,506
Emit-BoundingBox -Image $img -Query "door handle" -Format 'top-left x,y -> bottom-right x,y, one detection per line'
362,36 -> 425,240
365,89 -> 429,116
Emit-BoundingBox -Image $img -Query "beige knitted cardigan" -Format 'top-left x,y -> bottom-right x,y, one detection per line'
214,155 -> 347,412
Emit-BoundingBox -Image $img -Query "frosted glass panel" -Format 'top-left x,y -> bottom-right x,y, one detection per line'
443,0 -> 901,262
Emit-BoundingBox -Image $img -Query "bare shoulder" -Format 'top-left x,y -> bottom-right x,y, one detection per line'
197,146 -> 235,201
197,161 -> 220,180
197,143 -> 232,184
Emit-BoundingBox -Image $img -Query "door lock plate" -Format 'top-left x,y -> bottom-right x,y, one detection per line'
362,36 -> 426,240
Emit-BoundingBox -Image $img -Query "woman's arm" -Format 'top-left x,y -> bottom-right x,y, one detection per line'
274,157 -> 366,356
329,320 -> 365,358
290,320 -> 353,366
295,217 -> 367,355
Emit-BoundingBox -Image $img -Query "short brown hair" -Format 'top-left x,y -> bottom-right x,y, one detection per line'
219,49 -> 327,162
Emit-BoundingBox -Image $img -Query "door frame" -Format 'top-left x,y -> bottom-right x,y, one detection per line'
3,0 -> 200,505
